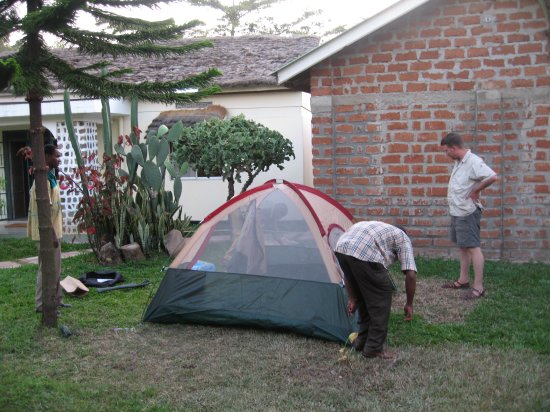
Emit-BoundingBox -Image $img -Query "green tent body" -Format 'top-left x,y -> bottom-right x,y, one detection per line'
143,180 -> 356,342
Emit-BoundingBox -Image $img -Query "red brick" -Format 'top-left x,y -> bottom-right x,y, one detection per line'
404,154 -> 426,163
427,187 -> 448,197
381,155 -> 401,163
421,28 -> 442,37
512,79 -> 534,88
435,61 -> 455,70
434,110 -> 455,119
443,5 -> 466,16
365,64 -> 386,73
525,66 -> 548,76
412,176 -> 433,184
468,48 -> 490,58
453,81 -> 476,90
536,77 -> 550,87
407,83 -> 428,92
388,143 -> 409,153
396,51 -> 418,61
444,27 -> 467,37
484,59 -> 505,67
492,45 -> 515,55
481,35 -> 505,44
497,22 -> 521,32
458,15 -> 480,26
455,37 -> 476,47
430,83 -> 451,91
383,84 -> 404,93
384,176 -> 402,184
425,121 -> 447,130
524,175 -> 546,183
387,187 -> 408,196
510,55 -> 531,66
388,63 -> 409,72
377,73 -> 397,82
372,53 -> 392,63
518,43 -> 543,54
411,61 -> 432,71
336,124 -> 353,133
507,33 -> 529,43
445,49 -> 465,59
500,68 -> 521,77
405,40 -> 426,50
388,165 -> 409,173
399,72 -> 419,81
429,39 -> 452,48
447,70 -> 469,79
460,59 -> 481,69
535,185 -> 550,194
474,69 -> 496,79
423,72 -> 445,80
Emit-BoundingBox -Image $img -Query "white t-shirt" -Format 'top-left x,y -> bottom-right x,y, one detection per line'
447,150 -> 496,217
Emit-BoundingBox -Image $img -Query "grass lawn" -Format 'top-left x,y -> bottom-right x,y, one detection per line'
0,237 -> 91,261
0,243 -> 549,411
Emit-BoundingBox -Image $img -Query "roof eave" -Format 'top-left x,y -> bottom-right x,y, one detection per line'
276,0 -> 432,84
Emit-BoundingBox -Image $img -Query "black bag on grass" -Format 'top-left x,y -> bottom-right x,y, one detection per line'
79,270 -> 124,288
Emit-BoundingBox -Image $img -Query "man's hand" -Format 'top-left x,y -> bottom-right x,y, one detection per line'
404,304 -> 413,321
347,299 -> 357,315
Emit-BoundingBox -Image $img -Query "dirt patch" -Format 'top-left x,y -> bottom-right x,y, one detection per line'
391,277 -> 478,324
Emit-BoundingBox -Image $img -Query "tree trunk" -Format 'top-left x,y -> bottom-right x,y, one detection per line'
28,92 -> 58,327
26,0 -> 57,326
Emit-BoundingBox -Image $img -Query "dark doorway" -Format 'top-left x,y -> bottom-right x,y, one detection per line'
3,130 -> 32,219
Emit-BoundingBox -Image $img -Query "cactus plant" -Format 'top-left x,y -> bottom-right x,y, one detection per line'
64,92 -> 192,259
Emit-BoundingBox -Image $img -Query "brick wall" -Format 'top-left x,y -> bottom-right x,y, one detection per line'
309,0 -> 550,262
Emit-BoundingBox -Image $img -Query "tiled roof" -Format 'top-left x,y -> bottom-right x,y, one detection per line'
52,36 -> 319,90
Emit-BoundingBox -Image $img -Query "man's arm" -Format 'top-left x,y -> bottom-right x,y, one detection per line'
403,269 -> 416,321
469,174 -> 499,202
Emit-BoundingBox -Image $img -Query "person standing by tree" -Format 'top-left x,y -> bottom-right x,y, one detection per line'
27,144 -> 68,313
334,221 -> 417,360
440,132 -> 498,299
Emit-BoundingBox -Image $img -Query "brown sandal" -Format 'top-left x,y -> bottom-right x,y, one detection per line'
464,288 -> 485,300
442,280 -> 470,289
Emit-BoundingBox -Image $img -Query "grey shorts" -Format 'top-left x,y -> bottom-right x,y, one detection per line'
450,208 -> 482,248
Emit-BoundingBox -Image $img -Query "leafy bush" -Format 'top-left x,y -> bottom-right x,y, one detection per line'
172,115 -> 295,200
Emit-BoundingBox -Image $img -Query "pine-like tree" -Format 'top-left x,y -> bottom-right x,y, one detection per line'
182,0 -> 345,38
0,0 -> 221,327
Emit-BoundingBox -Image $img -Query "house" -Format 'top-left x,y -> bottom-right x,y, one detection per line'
275,0 -> 550,263
0,35 -> 319,234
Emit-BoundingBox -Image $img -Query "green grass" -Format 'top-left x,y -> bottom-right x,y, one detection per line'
0,237 -> 91,261
1,246 -> 549,411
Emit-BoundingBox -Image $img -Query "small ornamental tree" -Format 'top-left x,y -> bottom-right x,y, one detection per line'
173,115 -> 295,200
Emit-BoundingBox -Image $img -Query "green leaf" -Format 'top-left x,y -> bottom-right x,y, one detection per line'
167,121 -> 184,142
114,144 -> 126,156
142,161 -> 162,193
131,145 -> 145,166
148,135 -> 159,160
157,124 -> 169,137
157,139 -> 170,165
164,158 -> 177,178
173,177 -> 182,203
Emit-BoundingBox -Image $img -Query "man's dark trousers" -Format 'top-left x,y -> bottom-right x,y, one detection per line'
336,253 -> 394,355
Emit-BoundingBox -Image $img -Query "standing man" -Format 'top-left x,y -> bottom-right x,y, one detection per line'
440,132 -> 498,299
27,144 -> 68,313
334,221 -> 417,360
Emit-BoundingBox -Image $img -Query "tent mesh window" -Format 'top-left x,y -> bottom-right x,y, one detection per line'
180,189 -> 330,282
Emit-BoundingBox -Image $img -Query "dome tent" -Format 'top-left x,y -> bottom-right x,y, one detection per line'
143,180 -> 355,342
